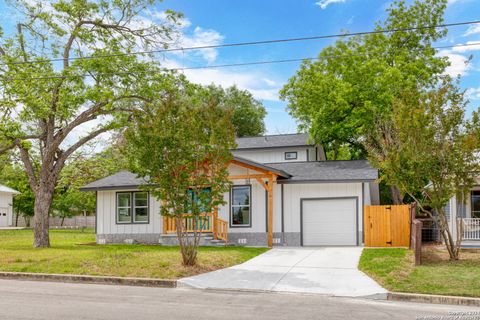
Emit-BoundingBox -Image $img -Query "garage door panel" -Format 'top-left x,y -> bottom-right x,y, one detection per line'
302,198 -> 357,246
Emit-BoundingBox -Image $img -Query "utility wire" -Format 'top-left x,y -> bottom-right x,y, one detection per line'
1,19 -> 480,67
5,41 -> 480,82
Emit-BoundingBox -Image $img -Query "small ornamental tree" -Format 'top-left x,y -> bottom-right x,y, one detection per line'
124,81 -> 236,266
366,81 -> 480,260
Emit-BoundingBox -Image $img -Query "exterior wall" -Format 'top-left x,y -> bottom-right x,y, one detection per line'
95,164 -> 370,247
0,192 -> 14,226
233,146 -> 318,163
96,189 -> 162,243
282,182 -> 365,245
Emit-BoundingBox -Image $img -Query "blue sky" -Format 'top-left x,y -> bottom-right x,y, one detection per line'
159,0 -> 480,133
1,0 -> 480,134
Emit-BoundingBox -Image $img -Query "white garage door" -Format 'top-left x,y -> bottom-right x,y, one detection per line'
302,198 -> 357,246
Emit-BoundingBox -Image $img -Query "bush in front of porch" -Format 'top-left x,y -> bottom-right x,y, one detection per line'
359,247 -> 480,298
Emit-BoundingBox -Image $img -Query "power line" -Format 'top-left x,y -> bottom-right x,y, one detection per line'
5,41 -> 480,82
1,19 -> 480,67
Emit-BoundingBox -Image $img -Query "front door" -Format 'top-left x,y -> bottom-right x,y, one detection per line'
0,208 -> 8,227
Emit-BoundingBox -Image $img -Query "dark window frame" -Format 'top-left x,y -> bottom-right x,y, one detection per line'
116,191 -> 150,225
284,151 -> 298,160
471,190 -> 480,218
230,185 -> 252,228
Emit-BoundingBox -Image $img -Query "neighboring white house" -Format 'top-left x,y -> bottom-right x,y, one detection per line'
81,133 -> 380,247
0,184 -> 19,227
445,177 -> 480,245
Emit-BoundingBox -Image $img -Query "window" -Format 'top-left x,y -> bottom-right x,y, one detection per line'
231,186 -> 251,227
285,151 -> 297,160
472,190 -> 480,218
117,192 -> 149,224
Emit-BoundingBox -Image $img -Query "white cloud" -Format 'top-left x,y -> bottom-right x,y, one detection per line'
466,87 -> 480,101
451,41 -> 480,53
162,59 -> 281,101
315,0 -> 347,9
464,25 -> 480,37
178,27 -> 224,63
447,0 -> 464,5
437,50 -> 471,77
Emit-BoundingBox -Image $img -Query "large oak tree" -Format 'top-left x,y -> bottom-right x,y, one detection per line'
0,0 -> 180,247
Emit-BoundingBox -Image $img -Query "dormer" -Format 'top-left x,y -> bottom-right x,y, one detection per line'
232,133 -> 326,164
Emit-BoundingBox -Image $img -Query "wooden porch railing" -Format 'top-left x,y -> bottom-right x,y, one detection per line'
163,212 -> 228,244
216,218 -> 228,243
164,213 -> 214,234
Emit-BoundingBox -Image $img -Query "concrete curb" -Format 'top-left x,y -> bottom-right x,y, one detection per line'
388,292 -> 480,307
0,272 -> 176,288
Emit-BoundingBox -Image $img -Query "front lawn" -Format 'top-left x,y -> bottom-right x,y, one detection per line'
359,247 -> 480,297
0,229 -> 267,279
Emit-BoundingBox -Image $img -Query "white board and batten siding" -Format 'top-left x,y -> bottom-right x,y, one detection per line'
0,192 -> 14,227
233,147 -> 318,163
283,182 -> 364,245
96,190 -> 162,235
218,164 -> 268,234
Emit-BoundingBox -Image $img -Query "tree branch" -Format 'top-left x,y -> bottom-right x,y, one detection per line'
53,126 -> 112,178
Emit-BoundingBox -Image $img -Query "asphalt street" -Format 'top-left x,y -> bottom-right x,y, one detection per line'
0,279 -> 478,320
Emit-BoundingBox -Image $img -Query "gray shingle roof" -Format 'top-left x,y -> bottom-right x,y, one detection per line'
266,160 -> 378,183
235,133 -> 313,150
80,160 -> 377,191
80,171 -> 147,191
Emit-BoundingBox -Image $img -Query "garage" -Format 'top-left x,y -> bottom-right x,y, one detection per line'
301,197 -> 358,246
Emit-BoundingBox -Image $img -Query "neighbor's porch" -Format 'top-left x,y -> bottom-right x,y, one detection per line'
449,185 -> 480,244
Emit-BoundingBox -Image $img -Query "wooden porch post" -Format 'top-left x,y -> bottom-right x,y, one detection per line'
162,216 -> 167,234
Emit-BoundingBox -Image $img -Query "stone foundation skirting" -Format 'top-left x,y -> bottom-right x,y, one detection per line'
97,233 -> 161,245
98,232 -> 301,247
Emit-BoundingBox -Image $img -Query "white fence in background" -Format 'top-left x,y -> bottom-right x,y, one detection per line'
14,215 -> 95,228
462,218 -> 480,241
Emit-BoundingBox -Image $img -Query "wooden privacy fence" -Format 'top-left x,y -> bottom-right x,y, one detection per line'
364,204 -> 411,247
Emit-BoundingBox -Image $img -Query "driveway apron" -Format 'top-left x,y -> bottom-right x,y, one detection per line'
179,247 -> 387,298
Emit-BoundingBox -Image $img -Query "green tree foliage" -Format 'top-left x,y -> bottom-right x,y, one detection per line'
0,0 -> 180,247
366,82 -> 480,260
53,143 -> 129,223
280,0 -> 450,202
124,79 -> 236,266
218,86 -> 267,137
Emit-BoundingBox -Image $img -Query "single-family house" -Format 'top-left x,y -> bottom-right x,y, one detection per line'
80,133 -> 380,247
0,184 -> 19,227
446,177 -> 480,245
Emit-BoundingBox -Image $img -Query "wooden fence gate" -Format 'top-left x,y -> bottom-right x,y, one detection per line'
364,205 -> 411,247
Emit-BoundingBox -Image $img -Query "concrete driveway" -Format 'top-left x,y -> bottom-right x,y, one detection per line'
179,247 -> 387,298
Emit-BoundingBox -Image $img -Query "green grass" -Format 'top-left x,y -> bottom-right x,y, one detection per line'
0,229 -> 268,279
359,247 -> 480,297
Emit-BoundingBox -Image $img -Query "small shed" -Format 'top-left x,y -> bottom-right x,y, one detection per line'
0,185 -> 20,227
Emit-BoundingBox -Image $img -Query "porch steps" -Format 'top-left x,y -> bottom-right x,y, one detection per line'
159,233 -> 230,247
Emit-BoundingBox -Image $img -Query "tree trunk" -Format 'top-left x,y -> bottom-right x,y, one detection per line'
15,210 -> 19,227
33,187 -> 54,248
390,185 -> 404,205
61,216 -> 65,227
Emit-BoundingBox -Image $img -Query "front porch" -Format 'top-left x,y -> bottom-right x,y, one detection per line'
159,157 -> 290,247
162,213 -> 229,245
